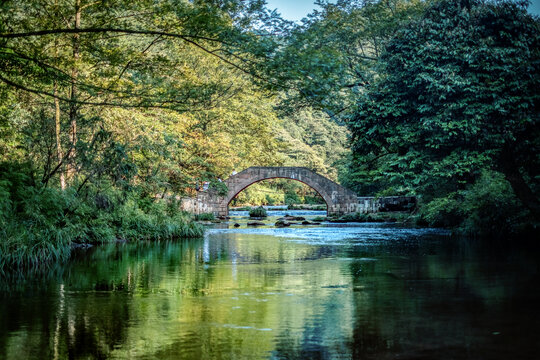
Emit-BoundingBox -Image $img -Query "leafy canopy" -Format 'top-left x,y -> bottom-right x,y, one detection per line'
347,0 -> 540,217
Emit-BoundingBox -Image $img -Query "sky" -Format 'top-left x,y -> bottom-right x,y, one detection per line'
530,0 -> 540,15
265,0 -> 540,22
264,0 -> 323,22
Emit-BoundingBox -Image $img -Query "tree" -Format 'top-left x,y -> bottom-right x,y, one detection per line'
347,0 -> 540,218
264,0 -> 431,122
0,0 -> 280,191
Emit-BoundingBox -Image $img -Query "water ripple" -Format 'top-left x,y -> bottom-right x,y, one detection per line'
207,225 -> 449,246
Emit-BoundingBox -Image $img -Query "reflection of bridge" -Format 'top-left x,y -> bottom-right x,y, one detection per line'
183,167 -> 415,216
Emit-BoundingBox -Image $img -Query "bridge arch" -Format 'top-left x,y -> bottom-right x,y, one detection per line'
199,167 -> 360,216
226,176 -> 330,212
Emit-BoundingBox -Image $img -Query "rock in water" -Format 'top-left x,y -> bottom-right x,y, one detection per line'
275,220 -> 290,227
283,216 -> 306,221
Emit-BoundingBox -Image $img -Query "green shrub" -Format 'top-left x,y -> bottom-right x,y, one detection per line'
420,193 -> 463,228
0,179 -> 12,227
195,212 -> 215,221
0,162 -> 204,273
419,171 -> 530,236
249,206 -> 267,218
265,194 -> 277,205
209,180 -> 228,196
303,195 -> 325,204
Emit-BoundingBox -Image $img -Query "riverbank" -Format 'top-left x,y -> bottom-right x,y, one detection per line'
0,174 -> 203,274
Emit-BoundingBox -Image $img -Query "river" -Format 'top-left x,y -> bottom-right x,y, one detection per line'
1,210 -> 539,359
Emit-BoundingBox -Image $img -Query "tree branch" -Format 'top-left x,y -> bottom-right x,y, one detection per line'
0,73 -> 213,111
0,27 -> 228,45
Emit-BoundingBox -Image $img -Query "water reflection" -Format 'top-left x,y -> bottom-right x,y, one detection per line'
1,212 -> 539,359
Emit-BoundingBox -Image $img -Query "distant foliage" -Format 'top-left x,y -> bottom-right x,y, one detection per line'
275,109 -> 349,181
230,179 -> 325,207
284,190 -> 302,205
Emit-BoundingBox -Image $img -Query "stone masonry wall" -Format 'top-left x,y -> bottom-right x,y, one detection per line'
183,167 -> 416,216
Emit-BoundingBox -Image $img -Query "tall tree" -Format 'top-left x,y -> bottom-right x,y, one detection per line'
0,0 -> 279,190
347,0 -> 540,217
263,0 -> 430,122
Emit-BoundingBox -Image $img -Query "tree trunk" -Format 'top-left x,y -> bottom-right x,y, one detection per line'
68,0 -> 81,179
499,149 -> 540,220
54,0 -> 66,190
54,81 -> 66,190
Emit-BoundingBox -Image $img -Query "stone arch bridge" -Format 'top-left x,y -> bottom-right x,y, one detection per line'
182,167 -> 415,216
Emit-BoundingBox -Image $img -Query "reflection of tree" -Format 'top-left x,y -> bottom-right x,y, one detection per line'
347,240 -> 540,359
3,233 -> 538,359
1,233 -> 359,359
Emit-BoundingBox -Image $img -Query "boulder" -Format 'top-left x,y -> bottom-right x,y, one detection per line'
233,223 -> 241,227
275,220 -> 290,227
283,216 -> 305,221
247,221 -> 265,226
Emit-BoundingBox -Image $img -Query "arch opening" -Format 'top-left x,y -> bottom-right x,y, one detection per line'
227,177 -> 329,214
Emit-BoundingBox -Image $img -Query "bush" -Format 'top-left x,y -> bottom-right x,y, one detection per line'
303,195 -> 325,204
195,212 -> 215,221
419,171 -> 530,236
420,193 -> 463,228
339,213 -> 370,222
209,180 -> 228,196
249,206 -> 267,218
0,162 -> 204,273
287,204 -> 301,210
265,194 -> 277,206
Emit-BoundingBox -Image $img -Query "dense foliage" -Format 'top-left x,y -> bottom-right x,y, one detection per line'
345,0 -> 539,233
230,178 -> 325,207
0,0 -> 286,271
264,0 -> 432,121
1,0 -> 538,273
0,162 -> 203,274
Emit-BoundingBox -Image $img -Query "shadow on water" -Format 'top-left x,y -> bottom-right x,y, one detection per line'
1,211 -> 539,359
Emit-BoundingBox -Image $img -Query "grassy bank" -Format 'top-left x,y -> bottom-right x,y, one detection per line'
0,165 -> 203,274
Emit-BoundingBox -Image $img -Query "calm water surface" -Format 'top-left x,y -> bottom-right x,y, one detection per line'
1,211 -> 539,359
